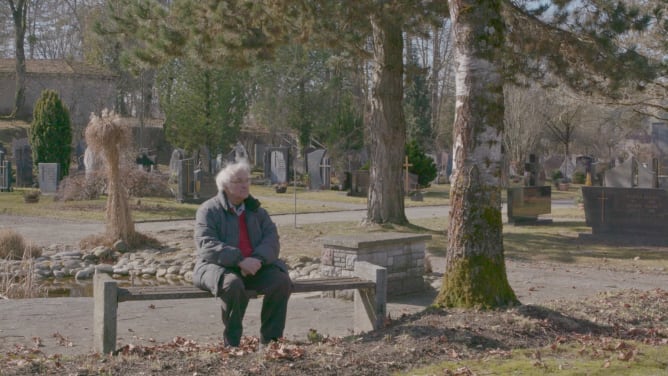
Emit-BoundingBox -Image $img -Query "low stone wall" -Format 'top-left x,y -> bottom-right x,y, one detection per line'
320,232 -> 431,297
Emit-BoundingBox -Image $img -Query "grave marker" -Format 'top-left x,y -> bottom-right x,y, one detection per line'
349,170 -> 369,197
307,149 -> 326,190
38,163 -> 60,194
263,147 -> 289,184
507,154 -> 552,224
582,186 -> 668,239
12,138 -> 32,187
0,148 -> 12,192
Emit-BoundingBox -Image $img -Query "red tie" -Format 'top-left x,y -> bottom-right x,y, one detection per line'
237,212 -> 253,257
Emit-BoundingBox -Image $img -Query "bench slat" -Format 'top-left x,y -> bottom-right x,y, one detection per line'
117,277 -> 374,302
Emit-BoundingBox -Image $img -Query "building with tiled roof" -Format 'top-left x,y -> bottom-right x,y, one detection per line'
0,59 -> 117,129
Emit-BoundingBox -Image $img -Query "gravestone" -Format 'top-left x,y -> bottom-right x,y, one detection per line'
542,155 -> 563,182
652,122 -> 668,167
559,157 -> 576,181
175,158 -> 196,203
84,147 -> 104,178
320,157 -> 331,189
638,162 -> 655,188
233,141 -> 248,162
604,156 -> 656,188
506,186 -> 552,224
582,186 -> 668,239
524,154 -> 540,186
38,163 -> 60,194
263,147 -> 289,184
307,149 -> 327,190
349,170 -> 369,197
75,139 -> 86,171
507,154 -> 552,224
604,157 -> 633,187
254,144 -> 268,170
169,148 -> 185,176
12,138 -> 32,187
0,148 -> 12,192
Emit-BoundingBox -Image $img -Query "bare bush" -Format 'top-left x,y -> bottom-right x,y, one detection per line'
0,229 -> 41,260
124,169 -> 172,198
57,169 -> 172,201
56,171 -> 107,201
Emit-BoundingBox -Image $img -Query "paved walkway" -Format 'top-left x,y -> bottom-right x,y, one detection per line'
3,199 -> 664,356
3,258 -> 666,357
0,289 -> 437,356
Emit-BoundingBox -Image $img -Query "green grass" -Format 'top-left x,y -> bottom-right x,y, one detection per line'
401,341 -> 668,376
0,182 -> 449,222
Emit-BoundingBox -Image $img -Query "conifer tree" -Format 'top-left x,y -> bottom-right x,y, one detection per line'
29,89 -> 72,178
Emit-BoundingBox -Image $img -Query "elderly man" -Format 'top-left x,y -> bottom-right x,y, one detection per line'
193,159 -> 292,347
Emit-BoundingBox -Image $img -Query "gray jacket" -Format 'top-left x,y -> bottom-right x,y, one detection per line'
192,191 -> 287,296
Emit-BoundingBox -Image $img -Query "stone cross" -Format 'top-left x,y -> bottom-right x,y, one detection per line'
403,156 -> 413,193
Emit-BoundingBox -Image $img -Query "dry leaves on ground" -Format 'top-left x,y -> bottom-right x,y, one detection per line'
1,288 -> 667,375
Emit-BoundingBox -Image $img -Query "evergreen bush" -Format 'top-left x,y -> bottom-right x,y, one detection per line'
29,90 -> 72,178
405,139 -> 437,188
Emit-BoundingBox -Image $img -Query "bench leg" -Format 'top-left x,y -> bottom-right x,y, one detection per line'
353,261 -> 387,332
94,271 -> 118,354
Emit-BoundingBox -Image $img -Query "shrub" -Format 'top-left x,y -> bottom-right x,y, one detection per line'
572,171 -> 586,184
551,170 -> 563,186
405,139 -> 437,188
22,189 -> 40,203
124,169 -> 172,198
56,171 -> 106,201
0,229 -> 41,260
57,169 -> 171,201
30,90 -> 72,178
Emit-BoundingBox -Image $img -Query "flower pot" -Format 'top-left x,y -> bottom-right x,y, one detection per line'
558,183 -> 570,191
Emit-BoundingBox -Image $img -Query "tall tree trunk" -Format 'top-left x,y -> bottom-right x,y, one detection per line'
366,12 -> 407,224
7,0 -> 28,119
436,0 -> 518,308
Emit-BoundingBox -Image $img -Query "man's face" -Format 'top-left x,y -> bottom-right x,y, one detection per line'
224,172 -> 250,205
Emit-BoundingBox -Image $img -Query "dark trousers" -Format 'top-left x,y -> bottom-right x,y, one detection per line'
218,265 -> 292,346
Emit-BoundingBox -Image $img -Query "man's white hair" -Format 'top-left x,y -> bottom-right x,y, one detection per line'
215,158 -> 251,191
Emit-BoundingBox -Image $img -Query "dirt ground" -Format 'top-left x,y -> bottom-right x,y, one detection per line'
1,215 -> 668,375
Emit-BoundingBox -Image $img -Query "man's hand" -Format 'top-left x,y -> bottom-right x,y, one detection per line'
238,257 -> 262,276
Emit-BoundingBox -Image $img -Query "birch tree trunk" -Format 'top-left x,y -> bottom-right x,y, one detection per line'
366,11 -> 408,224
436,0 -> 518,308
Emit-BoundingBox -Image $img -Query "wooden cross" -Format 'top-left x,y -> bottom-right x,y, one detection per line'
403,156 -> 413,193
598,190 -> 607,223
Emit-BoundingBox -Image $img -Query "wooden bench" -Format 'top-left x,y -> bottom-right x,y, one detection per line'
93,261 -> 387,354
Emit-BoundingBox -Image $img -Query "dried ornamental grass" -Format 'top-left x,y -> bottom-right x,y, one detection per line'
0,228 -> 40,260
85,110 -> 136,244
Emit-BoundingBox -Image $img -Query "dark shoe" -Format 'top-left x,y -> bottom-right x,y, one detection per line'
224,337 -> 240,348
260,337 -> 279,345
